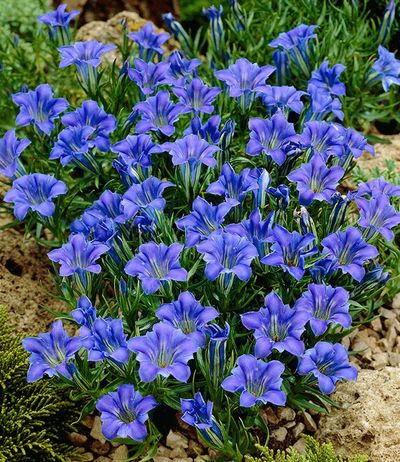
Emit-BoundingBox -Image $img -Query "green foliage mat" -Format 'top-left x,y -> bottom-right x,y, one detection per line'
246,436 -> 368,462
0,305 -> 77,462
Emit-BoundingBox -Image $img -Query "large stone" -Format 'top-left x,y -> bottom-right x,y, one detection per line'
316,367 -> 400,462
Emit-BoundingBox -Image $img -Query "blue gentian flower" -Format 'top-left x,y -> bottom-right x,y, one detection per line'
162,13 -> 191,51
50,126 -> 94,167
378,0 -> 396,45
259,85 -> 306,115
261,225 -> 317,280
229,0 -> 246,31
241,291 -> 309,358
156,291 -> 219,346
298,341 -> 357,394
128,22 -> 169,60
206,323 -> 230,388
196,231 -> 258,282
173,78 -> 221,114
247,114 -> 298,165
121,176 -> 174,220
96,384 -> 157,442
357,177 -> 400,198
125,242 -> 187,294
308,61 -> 346,97
71,295 -> 97,328
269,24 -> 318,75
162,134 -> 219,185
215,58 -> 275,103
133,90 -> 189,136
58,41 -> 116,81
111,134 -> 156,170
321,227 -> 379,281
307,85 -> 344,121
226,209 -> 275,258
80,317 -> 130,363
356,194 -> 400,241
268,184 -> 290,210
181,392 -> 225,448
184,115 -> 222,145
61,100 -> 117,152
351,264 -> 391,299
4,173 -> 67,220
48,234 -> 109,277
38,4 -> 79,28
176,196 -> 232,247
204,5 -> 225,54
128,322 -> 199,382
299,121 -> 344,160
287,154 -> 345,205
22,320 -> 81,382
295,284 -> 351,336
0,129 -> 30,177
251,168 -> 271,209
368,45 -> 400,91
128,58 -> 170,95
165,51 -> 201,86
207,163 -> 259,206
221,354 -> 286,407
12,84 -> 69,135
336,126 -> 374,159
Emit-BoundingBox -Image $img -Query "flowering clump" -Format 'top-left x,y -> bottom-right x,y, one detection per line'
6,4 -> 400,460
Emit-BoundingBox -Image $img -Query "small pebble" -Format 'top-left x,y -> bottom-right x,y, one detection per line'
90,416 -> 106,444
166,430 -> 189,449
111,445 -> 128,461
91,440 -> 111,456
261,406 -> 279,425
68,432 -> 88,447
292,422 -> 305,439
292,437 -> 306,455
303,412 -> 318,432
277,406 -> 296,422
270,427 -> 288,442
379,307 -> 396,319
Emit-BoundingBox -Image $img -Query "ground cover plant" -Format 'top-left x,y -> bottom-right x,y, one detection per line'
1,1 -> 400,461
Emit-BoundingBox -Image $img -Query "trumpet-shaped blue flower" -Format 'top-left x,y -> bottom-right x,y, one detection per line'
247,114 -> 298,165
297,341 -> 357,394
269,24 -> 318,50
299,121 -> 344,160
162,134 -> 219,184
287,154 -> 345,205
96,384 -> 157,442
241,291 -> 309,358
369,45 -> 400,91
273,50 -> 290,86
12,84 -> 69,135
307,87 -> 344,121
22,320 -> 81,382
215,58 -> 275,99
226,209 -> 274,258
268,184 -> 290,209
357,177 -> 400,198
321,227 -> 378,281
128,22 -> 169,58
81,317 -> 130,363
337,126 -> 374,159
125,242 -> 187,294
204,5 -> 224,53
61,100 -> 116,152
0,129 -> 30,177
173,78 -> 221,114
207,163 -> 258,206
165,51 -> 201,86
4,173 -> 67,220
128,58 -> 170,95
259,85 -> 306,115
184,115 -> 222,145
156,291 -> 219,346
221,354 -> 286,407
133,90 -> 188,136
162,13 -> 191,51
378,0 -> 396,45
295,284 -> 351,336
176,196 -> 232,247
356,194 -> 400,241
50,126 -> 94,166
128,322 -> 199,382
58,41 -> 116,80
121,176 -> 174,220
308,61 -> 346,97
196,231 -> 258,282
261,225 -> 317,280
206,323 -> 230,387
111,133 -> 157,172
71,295 -> 97,328
48,233 -> 109,277
38,4 -> 79,28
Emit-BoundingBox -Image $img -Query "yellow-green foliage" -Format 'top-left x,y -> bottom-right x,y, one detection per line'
0,305 -> 77,462
245,435 -> 369,462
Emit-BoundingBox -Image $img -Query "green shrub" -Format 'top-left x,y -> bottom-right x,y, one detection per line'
0,305 -> 77,462
245,436 -> 368,462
